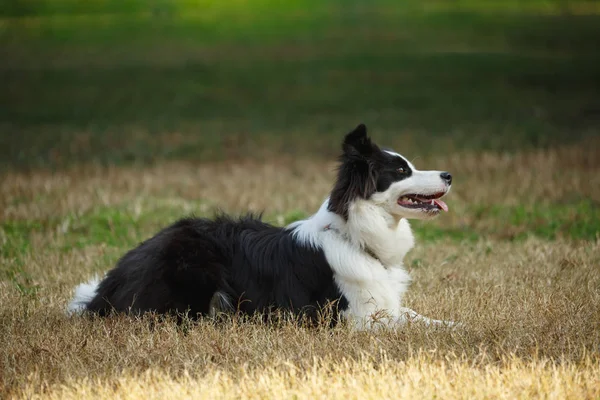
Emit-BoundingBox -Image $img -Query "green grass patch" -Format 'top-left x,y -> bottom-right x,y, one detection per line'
59,201 -> 213,249
55,204 -> 310,250
475,200 -> 600,241
0,220 -> 43,258
413,225 -> 480,243
2,199 -> 596,272
2,49 -> 598,169
414,199 -> 600,242
280,210 -> 310,226
1,1 -> 600,170
0,221 -> 42,298
0,202 -> 309,260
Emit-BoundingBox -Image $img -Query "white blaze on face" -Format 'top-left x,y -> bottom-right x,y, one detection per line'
374,151 -> 450,220
384,150 -> 416,170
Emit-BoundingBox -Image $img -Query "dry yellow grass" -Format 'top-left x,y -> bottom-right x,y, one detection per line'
2,139 -> 599,221
1,140 -> 599,399
20,356 -> 600,400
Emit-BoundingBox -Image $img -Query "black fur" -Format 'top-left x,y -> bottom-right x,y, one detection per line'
328,124 -> 412,219
84,214 -> 348,323
375,150 -> 413,192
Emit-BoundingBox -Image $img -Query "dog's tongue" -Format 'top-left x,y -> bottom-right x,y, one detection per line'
434,199 -> 449,212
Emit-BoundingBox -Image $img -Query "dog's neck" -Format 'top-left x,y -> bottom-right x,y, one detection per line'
344,199 -> 415,267
322,223 -> 382,263
289,198 -> 415,267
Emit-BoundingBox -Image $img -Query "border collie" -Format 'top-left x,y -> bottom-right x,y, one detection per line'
68,124 -> 456,330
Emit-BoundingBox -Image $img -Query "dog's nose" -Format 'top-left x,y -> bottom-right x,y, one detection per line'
440,172 -> 452,185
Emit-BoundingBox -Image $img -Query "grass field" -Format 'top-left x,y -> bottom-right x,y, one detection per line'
1,0 -> 600,398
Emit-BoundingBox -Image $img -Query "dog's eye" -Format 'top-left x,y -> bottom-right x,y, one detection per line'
398,167 -> 407,173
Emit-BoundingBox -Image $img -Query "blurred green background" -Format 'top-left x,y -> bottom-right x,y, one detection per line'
1,0 -> 599,169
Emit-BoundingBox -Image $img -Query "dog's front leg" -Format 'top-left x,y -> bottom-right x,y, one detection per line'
396,307 -> 460,329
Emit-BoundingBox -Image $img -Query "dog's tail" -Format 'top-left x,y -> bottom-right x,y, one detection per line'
66,275 -> 101,315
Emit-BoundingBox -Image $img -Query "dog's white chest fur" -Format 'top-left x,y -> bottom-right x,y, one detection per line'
291,198 -> 446,330
323,200 -> 415,329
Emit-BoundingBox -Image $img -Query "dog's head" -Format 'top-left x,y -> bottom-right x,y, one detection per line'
328,124 -> 452,220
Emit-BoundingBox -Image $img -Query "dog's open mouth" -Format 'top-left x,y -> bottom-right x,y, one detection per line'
397,192 -> 449,212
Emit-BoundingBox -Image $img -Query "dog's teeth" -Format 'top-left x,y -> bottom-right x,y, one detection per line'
431,200 -> 434,205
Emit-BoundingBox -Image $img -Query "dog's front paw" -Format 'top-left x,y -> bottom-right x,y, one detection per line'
443,320 -> 465,330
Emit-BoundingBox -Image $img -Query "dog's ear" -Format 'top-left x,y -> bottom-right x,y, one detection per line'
342,124 -> 374,158
330,124 -> 378,218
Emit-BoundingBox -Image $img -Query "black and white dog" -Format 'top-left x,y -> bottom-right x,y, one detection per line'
68,124 -> 456,330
